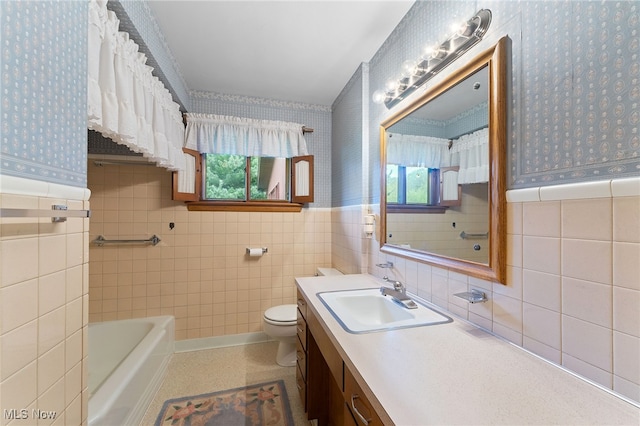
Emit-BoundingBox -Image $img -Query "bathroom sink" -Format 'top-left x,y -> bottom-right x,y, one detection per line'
317,288 -> 451,333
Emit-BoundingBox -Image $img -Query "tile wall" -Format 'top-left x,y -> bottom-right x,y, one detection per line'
0,191 -> 89,426
363,178 -> 640,403
87,162 -> 331,340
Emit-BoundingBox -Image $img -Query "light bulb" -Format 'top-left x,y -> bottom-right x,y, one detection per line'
401,59 -> 417,77
384,78 -> 399,92
421,45 -> 435,60
372,90 -> 387,104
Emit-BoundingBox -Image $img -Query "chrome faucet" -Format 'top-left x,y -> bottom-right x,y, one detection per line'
380,277 -> 417,309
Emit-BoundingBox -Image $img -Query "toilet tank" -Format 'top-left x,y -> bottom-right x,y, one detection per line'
316,267 -> 343,276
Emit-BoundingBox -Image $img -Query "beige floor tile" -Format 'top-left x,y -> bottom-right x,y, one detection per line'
139,342 -> 309,425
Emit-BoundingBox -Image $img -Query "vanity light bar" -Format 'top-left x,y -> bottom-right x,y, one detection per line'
374,9 -> 492,109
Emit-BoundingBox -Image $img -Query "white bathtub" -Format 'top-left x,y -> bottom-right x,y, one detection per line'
88,316 -> 174,426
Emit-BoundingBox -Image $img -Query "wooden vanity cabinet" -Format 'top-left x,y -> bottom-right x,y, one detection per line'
344,367 -> 384,426
296,288 -> 385,426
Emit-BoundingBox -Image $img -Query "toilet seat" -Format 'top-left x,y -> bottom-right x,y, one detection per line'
263,304 -> 297,326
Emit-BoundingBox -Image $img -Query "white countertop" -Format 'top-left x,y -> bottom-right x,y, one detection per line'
296,274 -> 640,425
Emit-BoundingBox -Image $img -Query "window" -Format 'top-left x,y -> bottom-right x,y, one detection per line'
386,164 -> 454,213
204,154 -> 290,201
172,149 -> 313,212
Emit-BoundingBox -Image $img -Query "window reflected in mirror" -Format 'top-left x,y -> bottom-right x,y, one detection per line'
380,37 -> 507,283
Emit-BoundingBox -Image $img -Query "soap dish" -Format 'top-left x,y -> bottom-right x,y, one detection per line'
453,289 -> 488,304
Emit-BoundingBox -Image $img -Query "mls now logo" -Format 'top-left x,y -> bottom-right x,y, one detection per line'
4,409 -> 57,420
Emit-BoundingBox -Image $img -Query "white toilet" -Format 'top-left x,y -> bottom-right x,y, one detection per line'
263,304 -> 299,367
263,267 -> 343,367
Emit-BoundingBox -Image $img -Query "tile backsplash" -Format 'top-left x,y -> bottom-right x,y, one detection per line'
0,191 -> 89,426
87,162 -> 331,340
364,178 -> 640,403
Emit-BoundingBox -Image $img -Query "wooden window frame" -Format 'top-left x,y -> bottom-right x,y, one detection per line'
386,166 -> 448,214
172,153 -> 314,212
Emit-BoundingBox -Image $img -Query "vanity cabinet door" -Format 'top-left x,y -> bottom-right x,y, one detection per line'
344,367 -> 383,426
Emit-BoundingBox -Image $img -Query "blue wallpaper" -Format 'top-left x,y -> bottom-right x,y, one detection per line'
1,0 -> 88,187
331,0 -> 639,205
331,64 -> 364,207
517,0 -> 639,185
190,91 -> 332,208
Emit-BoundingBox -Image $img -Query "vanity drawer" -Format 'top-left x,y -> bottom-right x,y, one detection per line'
296,289 -> 307,319
296,337 -> 307,381
296,310 -> 307,350
344,368 -> 383,426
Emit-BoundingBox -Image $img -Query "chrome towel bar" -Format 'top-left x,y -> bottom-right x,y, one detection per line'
459,231 -> 488,239
0,205 -> 91,223
92,235 -> 161,246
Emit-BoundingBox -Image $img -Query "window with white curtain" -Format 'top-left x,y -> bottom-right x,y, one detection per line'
173,113 -> 314,211
385,133 -> 451,212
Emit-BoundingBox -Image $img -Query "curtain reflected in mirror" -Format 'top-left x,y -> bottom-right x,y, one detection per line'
380,37 -> 507,283
385,66 -> 490,264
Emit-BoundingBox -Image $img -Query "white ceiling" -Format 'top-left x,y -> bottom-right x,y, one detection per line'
147,1 -> 414,106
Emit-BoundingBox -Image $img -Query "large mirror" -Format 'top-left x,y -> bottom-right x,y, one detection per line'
380,37 -> 507,283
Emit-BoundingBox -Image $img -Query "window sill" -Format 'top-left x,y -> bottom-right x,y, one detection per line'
386,205 -> 448,214
185,201 -> 304,213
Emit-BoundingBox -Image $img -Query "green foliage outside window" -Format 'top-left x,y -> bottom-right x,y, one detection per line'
204,154 -> 274,201
205,154 -> 246,200
387,164 -> 432,205
406,166 -> 429,204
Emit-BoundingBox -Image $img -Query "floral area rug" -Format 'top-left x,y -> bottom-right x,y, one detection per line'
154,380 -> 294,426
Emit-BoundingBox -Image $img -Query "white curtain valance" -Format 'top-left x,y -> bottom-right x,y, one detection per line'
386,133 -> 451,169
450,127 -> 489,184
184,113 -> 309,158
87,0 -> 186,174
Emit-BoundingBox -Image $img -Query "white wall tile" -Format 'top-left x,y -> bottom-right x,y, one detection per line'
523,201 -> 560,237
611,177 -> 640,197
562,353 -> 612,388
613,375 -> 640,403
562,239 -> 612,285
506,234 -> 522,268
613,197 -> 640,243
492,322 -> 522,346
562,315 -> 612,372
523,303 -> 561,349
562,198 -> 612,241
613,287 -> 640,338
540,180 -> 611,201
492,293 -> 522,334
506,202 -> 522,235
523,236 -> 561,275
613,242 -> 640,291
523,336 -> 561,364
613,331 -> 640,386
562,277 -> 612,328
523,269 -> 561,311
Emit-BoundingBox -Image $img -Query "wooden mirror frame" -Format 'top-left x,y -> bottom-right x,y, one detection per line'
380,36 -> 507,284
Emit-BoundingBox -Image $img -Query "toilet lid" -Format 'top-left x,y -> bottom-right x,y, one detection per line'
264,304 -> 297,323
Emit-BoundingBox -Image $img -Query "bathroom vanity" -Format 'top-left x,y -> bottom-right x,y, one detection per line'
295,274 -> 639,425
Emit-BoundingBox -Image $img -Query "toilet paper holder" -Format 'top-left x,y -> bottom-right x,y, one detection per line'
246,247 -> 268,255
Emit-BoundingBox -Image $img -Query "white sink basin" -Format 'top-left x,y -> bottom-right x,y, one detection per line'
317,288 -> 451,333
